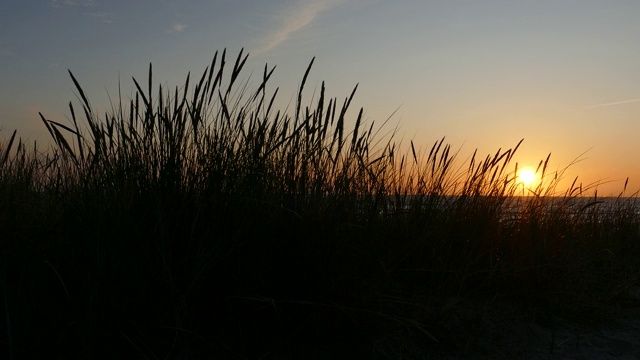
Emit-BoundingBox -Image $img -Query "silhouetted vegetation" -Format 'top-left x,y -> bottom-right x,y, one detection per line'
2,49 -> 639,358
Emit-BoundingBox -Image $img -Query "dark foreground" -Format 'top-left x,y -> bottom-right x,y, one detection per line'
2,49 -> 640,358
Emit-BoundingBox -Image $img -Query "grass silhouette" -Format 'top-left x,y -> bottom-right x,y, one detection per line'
1,49 -> 639,358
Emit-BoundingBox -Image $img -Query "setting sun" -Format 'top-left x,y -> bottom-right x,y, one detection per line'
518,168 -> 536,187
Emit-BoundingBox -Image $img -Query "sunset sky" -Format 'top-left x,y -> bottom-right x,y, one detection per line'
1,1 -> 639,195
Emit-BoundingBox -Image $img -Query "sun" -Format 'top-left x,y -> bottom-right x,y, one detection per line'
518,168 -> 536,187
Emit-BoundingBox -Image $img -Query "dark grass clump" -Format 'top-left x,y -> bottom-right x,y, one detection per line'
2,49 -> 640,358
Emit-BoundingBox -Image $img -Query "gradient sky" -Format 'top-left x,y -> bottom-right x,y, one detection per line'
1,0 -> 639,195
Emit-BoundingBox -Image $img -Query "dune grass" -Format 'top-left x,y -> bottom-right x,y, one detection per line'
1,49 -> 639,358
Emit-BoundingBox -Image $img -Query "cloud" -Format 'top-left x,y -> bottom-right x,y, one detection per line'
173,23 -> 188,32
51,0 -> 96,7
253,0 -> 342,55
86,12 -> 113,24
0,49 -> 17,58
50,1 -> 112,23
587,98 -> 640,109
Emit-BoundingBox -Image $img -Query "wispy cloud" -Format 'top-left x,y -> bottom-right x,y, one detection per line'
0,49 -> 17,58
86,12 -> 113,24
587,98 -> 640,109
254,0 -> 342,56
51,0 -> 109,24
172,23 -> 188,32
51,0 -> 96,7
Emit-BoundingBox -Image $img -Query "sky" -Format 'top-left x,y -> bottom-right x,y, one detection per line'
1,0 -> 639,195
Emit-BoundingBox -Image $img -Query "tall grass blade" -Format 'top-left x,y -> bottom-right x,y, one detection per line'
1,129 -> 17,166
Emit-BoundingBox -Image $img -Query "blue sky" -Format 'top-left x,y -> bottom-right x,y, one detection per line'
1,0 -> 640,194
